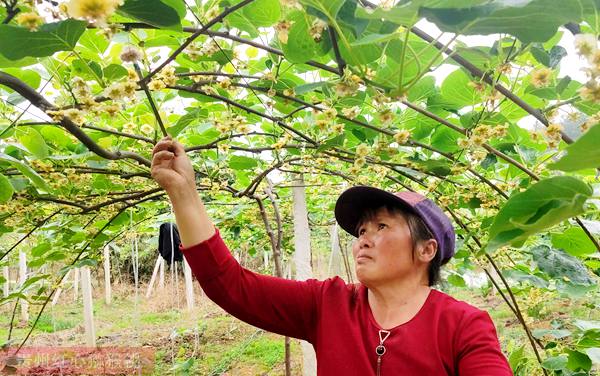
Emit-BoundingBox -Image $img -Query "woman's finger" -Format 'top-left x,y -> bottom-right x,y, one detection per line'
152,150 -> 175,164
152,139 -> 173,155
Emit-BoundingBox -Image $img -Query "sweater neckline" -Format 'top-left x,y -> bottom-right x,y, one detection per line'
362,286 -> 438,331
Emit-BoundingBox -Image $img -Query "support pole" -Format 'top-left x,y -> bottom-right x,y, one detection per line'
103,245 -> 112,305
146,256 -> 162,298
183,258 -> 195,310
19,251 -> 29,323
158,258 -> 165,290
81,266 -> 96,347
52,269 -> 72,306
3,266 -> 9,297
291,174 -> 317,376
73,268 -> 79,301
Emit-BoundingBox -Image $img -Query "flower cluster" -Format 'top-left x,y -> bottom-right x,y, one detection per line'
275,21 -> 293,44
280,0 -> 302,9
148,66 -> 177,91
544,123 -> 563,148
105,80 -> 138,100
186,40 -> 221,60
334,68 -> 362,97
530,67 -> 552,88
341,106 -> 360,119
119,45 -> 143,63
309,19 -> 327,42
213,112 -> 247,135
573,34 -> 600,103
16,12 -> 44,30
273,134 -> 293,150
458,123 -> 508,148
67,0 -> 123,25
393,129 -> 411,144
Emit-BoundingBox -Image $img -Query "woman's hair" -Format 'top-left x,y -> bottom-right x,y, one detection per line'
356,204 -> 443,286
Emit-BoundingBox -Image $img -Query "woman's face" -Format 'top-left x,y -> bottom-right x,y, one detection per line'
351,207 -> 416,286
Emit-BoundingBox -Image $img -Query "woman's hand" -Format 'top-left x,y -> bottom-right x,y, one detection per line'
151,137 -> 196,197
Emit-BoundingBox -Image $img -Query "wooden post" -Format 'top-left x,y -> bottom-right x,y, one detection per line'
328,224 -> 342,277
52,269 -> 72,306
3,266 -> 9,298
291,174 -> 317,376
158,258 -> 165,290
80,266 -> 96,347
103,245 -> 112,305
145,256 -> 162,298
73,267 -> 79,301
19,251 -> 29,323
183,258 -> 195,310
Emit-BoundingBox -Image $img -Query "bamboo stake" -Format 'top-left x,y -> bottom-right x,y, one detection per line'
51,269 -> 72,306
80,266 -> 96,347
145,256 -> 162,298
3,266 -> 9,297
103,245 -> 112,305
19,251 -> 29,323
183,258 -> 195,310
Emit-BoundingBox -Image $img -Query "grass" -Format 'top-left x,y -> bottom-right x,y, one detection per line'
1,277 -> 598,375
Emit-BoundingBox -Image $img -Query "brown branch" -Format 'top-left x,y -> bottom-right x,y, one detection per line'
0,209 -> 62,262
0,71 -> 151,167
170,84 -> 318,145
140,0 -> 256,84
328,27 -> 347,75
1,0 -> 19,24
409,26 -> 573,144
80,187 -> 163,213
82,124 -> 154,144
177,71 -> 260,80
133,62 -> 167,137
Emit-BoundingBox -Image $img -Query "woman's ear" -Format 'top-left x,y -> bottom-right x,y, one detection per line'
416,239 -> 438,263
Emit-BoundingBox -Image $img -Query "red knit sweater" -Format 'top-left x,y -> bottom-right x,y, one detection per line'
182,229 -> 513,375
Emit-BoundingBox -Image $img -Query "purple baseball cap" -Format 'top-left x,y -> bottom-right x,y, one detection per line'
334,186 -> 456,263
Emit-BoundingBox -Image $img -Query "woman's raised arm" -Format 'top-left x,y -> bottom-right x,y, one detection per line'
151,136 -> 215,247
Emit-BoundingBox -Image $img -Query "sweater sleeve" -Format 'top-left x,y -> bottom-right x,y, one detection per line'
455,310 -> 513,376
181,229 -> 319,343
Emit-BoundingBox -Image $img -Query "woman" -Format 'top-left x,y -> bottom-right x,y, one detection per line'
151,137 -> 512,375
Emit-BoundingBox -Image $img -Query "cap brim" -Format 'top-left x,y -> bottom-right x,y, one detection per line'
334,186 -> 417,237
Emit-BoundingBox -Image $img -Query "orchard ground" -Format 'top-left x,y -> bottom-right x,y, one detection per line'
1,275 -> 598,375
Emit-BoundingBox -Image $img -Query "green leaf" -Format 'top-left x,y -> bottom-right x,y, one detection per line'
0,173 -> 14,203
566,350 -> 592,372
0,54 -> 36,68
301,0 -> 345,19
31,243 -> 52,257
447,274 -> 466,287
430,126 -> 461,153
551,227 -> 597,257
169,108 -> 208,137
17,127 -> 49,159
0,19 -> 87,60
420,0 -> 589,43
550,122 -> 600,172
229,155 -> 258,170
486,176 -> 593,251
1,68 -> 41,91
0,153 -> 50,192
282,13 -> 318,64
530,245 -> 595,285
542,355 -> 568,371
440,69 -> 480,107
532,329 -> 571,339
242,0 -> 280,27
119,0 -> 182,29
103,64 -> 128,81
351,32 -> 401,46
